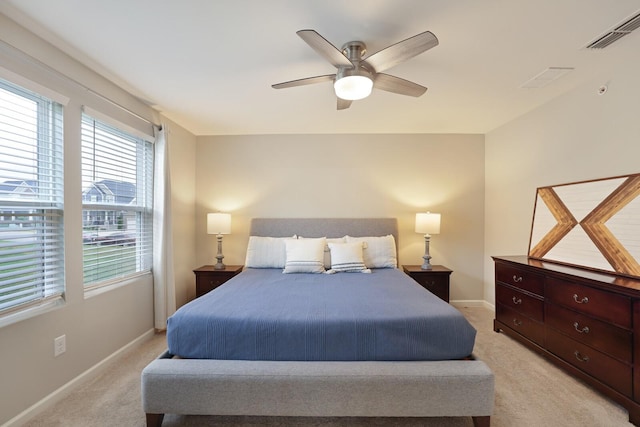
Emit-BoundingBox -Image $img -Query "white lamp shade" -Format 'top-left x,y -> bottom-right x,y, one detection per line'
334,75 -> 373,101
207,213 -> 231,235
415,212 -> 441,235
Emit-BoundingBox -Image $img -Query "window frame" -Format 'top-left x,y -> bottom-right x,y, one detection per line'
80,112 -> 154,291
0,77 -> 65,325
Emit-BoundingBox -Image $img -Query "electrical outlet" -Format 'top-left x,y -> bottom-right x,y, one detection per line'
54,335 -> 66,357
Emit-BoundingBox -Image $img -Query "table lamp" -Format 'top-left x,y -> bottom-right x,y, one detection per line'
207,212 -> 231,270
415,212 -> 441,270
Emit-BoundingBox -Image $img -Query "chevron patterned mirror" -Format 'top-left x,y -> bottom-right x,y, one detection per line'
528,173 -> 640,278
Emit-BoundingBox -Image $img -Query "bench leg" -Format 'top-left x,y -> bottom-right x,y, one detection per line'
146,413 -> 164,427
472,415 -> 490,427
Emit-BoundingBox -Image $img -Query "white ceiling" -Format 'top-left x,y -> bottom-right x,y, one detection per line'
1,0 -> 639,136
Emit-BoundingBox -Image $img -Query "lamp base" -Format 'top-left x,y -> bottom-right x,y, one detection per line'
421,234 -> 433,270
213,259 -> 226,270
214,234 -> 226,270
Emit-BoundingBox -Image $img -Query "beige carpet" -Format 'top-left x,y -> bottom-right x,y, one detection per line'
23,307 -> 632,427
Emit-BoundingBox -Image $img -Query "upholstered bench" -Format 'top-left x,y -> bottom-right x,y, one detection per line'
141,355 -> 494,427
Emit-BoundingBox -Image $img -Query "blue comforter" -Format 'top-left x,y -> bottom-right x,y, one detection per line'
167,268 -> 476,361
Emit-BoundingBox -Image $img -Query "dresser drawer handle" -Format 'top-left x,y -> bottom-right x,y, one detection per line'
512,275 -> 523,283
573,322 -> 590,334
574,350 -> 589,363
512,296 -> 522,305
512,318 -> 523,327
573,294 -> 589,304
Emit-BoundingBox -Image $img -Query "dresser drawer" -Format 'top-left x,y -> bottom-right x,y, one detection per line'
545,303 -> 632,363
545,277 -> 631,328
496,283 -> 544,322
495,263 -> 544,295
496,304 -> 545,346
546,328 -> 632,397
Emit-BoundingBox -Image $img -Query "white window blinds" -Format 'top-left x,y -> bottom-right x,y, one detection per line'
0,78 -> 64,313
81,113 -> 153,287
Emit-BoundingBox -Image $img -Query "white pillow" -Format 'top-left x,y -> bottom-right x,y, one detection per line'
245,236 -> 296,268
327,242 -> 370,273
299,236 -> 347,268
345,235 -> 397,268
283,237 -> 326,274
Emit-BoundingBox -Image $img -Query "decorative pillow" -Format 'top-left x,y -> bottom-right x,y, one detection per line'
245,235 -> 297,268
345,235 -> 397,268
327,242 -> 371,273
283,237 -> 326,274
299,236 -> 346,268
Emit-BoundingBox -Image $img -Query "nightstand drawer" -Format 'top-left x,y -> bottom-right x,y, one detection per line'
196,273 -> 227,291
193,265 -> 243,298
413,274 -> 448,296
402,265 -> 452,303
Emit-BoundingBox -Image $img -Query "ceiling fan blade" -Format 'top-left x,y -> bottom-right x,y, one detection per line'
272,74 -> 335,89
364,31 -> 438,72
296,29 -> 354,68
337,98 -> 352,110
374,73 -> 427,97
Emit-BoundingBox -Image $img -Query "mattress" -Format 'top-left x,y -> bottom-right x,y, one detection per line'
167,268 -> 476,361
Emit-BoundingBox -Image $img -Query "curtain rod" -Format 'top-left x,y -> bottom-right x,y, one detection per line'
0,39 -> 160,128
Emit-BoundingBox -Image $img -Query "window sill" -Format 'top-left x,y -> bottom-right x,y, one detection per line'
84,271 -> 152,300
0,296 -> 65,328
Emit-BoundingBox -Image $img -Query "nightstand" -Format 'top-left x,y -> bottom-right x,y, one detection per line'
402,265 -> 452,303
193,265 -> 243,298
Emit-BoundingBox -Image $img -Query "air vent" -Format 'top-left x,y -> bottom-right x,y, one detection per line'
520,67 -> 574,89
586,10 -> 640,49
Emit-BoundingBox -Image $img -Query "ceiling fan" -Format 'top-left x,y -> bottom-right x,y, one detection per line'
272,29 -> 439,110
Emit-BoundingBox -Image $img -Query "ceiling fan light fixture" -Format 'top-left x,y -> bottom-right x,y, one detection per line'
334,75 -> 373,100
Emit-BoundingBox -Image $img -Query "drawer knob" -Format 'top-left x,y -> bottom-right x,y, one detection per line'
574,350 -> 590,363
572,294 -> 589,304
573,322 -> 590,334
512,275 -> 523,283
512,296 -> 522,305
512,318 -> 523,327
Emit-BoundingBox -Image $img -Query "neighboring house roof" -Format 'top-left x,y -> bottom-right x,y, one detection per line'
0,180 -> 38,197
82,179 -> 136,204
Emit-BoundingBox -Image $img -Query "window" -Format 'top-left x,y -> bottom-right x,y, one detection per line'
81,113 -> 153,288
0,78 -> 64,314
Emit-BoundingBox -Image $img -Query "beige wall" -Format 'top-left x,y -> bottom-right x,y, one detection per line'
195,133 -> 485,302
163,118 -> 198,308
0,14 -> 195,425
484,56 -> 640,305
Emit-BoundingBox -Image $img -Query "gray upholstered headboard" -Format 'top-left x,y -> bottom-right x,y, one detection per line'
250,218 -> 398,243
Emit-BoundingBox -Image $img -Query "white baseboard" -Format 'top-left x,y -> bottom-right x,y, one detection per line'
2,328 -> 155,427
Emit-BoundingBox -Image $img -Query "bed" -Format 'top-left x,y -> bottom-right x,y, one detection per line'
141,218 -> 494,426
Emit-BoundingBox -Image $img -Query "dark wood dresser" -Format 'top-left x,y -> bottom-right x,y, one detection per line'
493,255 -> 640,425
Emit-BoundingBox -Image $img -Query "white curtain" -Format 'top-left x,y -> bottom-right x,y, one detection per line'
152,126 -> 176,330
